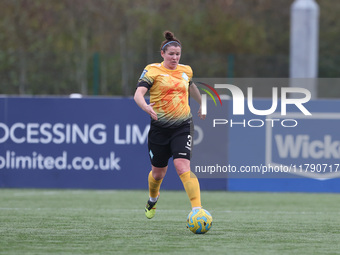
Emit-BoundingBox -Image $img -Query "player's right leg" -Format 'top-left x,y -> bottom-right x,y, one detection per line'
145,166 -> 167,219
145,125 -> 171,219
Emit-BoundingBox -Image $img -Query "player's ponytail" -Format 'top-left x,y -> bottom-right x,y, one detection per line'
160,31 -> 181,52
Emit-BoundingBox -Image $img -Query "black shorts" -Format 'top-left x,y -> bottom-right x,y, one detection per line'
148,120 -> 194,168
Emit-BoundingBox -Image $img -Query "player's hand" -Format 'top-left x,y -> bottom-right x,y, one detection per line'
198,106 -> 206,120
145,102 -> 158,120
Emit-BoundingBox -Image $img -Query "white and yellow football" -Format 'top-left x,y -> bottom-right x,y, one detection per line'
186,209 -> 212,234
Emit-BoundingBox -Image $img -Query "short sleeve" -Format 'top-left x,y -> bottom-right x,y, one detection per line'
185,65 -> 193,86
137,65 -> 155,90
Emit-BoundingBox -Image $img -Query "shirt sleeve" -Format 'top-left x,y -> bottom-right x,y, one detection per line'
187,65 -> 193,86
137,65 -> 154,90
137,80 -> 152,89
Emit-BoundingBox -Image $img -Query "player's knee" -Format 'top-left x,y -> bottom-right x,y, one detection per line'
174,158 -> 190,175
151,166 -> 167,180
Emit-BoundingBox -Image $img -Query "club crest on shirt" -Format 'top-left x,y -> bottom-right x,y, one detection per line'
182,72 -> 189,81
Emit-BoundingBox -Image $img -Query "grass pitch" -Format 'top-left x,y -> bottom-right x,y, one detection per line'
0,189 -> 339,255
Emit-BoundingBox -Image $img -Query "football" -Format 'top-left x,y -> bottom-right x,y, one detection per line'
186,209 -> 213,234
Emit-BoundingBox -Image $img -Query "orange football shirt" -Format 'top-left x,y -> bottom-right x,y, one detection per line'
138,62 -> 193,128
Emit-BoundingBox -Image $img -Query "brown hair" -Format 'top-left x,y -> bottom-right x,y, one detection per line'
160,31 -> 181,52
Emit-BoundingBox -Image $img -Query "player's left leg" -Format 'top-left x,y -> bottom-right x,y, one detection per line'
171,121 -> 201,211
174,158 -> 202,210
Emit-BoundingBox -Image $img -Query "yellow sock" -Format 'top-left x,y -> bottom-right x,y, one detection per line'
148,171 -> 163,198
179,171 -> 201,208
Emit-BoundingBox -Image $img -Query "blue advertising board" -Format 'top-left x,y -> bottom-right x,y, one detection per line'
1,96 -> 340,192
0,97 -> 149,189
0,97 -> 226,190
227,99 -> 340,192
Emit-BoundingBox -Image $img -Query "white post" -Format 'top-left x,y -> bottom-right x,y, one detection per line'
290,0 -> 319,98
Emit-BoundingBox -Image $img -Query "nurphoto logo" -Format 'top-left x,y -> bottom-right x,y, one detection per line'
198,83 -> 312,128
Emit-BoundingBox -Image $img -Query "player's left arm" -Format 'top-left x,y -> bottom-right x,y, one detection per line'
190,82 -> 206,120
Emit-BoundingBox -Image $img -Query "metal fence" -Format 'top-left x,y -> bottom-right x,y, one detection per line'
0,51 -> 339,97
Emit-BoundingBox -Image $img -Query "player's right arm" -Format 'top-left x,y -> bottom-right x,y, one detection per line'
134,86 -> 158,120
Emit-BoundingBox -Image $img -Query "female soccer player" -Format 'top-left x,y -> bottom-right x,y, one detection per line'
134,31 -> 205,219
